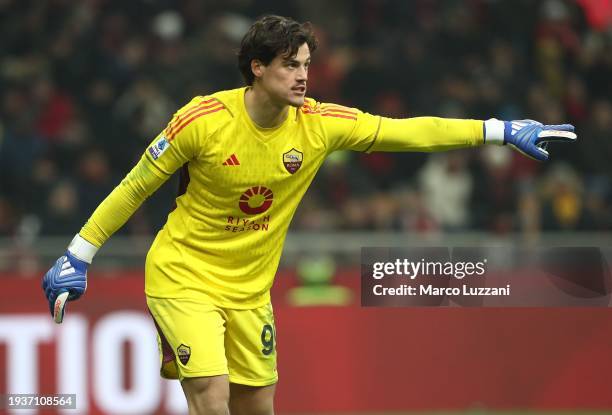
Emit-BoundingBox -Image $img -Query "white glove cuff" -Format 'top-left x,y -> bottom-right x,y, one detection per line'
67,234 -> 98,264
484,119 -> 505,145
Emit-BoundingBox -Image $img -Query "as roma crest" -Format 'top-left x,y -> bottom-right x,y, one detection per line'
283,148 -> 303,174
177,344 -> 191,365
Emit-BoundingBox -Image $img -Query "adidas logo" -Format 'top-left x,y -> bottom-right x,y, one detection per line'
223,154 -> 240,166
59,256 -> 75,277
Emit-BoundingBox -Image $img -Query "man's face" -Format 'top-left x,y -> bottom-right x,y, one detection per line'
254,43 -> 310,107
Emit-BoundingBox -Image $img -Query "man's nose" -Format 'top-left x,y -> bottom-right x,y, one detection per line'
297,65 -> 308,81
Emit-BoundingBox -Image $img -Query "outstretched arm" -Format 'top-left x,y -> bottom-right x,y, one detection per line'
319,102 -> 576,159
372,116 -> 576,161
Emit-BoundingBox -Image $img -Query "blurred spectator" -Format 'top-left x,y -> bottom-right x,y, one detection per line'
75,147 -> 114,215
539,162 -> 595,231
418,153 -> 473,231
471,146 -> 517,234
579,100 -> 612,180
395,186 -> 437,234
0,196 -> 18,236
32,76 -> 75,142
28,156 -> 60,217
40,180 -> 81,235
564,75 -> 589,124
576,99 -> 612,230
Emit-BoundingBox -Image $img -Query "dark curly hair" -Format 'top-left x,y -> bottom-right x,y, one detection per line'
238,15 -> 318,85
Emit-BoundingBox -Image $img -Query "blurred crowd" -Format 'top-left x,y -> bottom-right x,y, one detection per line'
1,0 -> 611,242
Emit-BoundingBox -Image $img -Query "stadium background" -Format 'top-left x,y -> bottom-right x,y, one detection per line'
1,0 -> 611,414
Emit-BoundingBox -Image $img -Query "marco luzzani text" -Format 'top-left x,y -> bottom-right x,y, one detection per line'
371,259 -> 511,297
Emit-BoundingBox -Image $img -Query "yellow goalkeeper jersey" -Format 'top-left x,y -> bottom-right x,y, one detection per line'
79,87 -> 483,309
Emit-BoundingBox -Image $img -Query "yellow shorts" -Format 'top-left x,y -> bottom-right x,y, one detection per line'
146,296 -> 278,386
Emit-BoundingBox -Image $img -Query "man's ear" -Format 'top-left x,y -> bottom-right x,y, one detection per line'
251,59 -> 265,80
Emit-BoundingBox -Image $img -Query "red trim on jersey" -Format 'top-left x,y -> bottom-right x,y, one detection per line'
322,108 -> 357,116
301,104 -> 358,120
321,104 -> 356,112
166,101 -> 222,138
302,102 -> 317,111
167,105 -> 225,141
165,98 -> 223,139
166,99 -> 219,135
321,113 -> 358,120
301,110 -> 358,120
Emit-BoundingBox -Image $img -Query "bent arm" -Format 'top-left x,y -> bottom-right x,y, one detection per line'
371,116 -> 484,152
78,156 -> 169,247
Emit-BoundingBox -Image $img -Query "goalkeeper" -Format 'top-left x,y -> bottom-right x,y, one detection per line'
41,15 -> 576,415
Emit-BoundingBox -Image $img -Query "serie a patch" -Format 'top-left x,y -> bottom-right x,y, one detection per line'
148,135 -> 170,160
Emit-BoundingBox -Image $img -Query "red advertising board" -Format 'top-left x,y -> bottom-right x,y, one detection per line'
2,270 -> 612,414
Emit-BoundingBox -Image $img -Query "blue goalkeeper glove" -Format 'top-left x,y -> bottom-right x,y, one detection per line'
42,234 -> 98,324
484,119 -> 577,161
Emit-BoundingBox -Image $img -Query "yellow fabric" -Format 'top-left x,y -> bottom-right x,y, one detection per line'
374,116 -> 484,152
147,296 -> 277,385
79,86 -> 484,308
